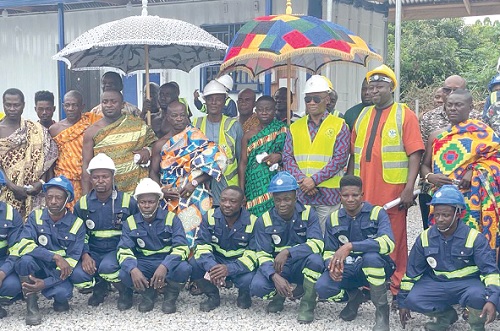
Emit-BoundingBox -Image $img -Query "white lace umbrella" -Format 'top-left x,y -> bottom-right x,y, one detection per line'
52,15 -> 227,74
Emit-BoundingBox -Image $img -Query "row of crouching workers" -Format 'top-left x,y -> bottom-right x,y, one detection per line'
0,154 -> 499,331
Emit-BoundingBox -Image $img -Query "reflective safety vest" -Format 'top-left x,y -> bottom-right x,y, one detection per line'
200,97 -> 232,113
354,103 -> 408,184
290,114 -> 345,188
193,115 -> 239,185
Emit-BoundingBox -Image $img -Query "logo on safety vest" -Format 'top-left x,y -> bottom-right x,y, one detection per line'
338,235 -> 349,244
325,128 -> 335,138
426,257 -> 437,269
38,235 -> 48,246
388,129 -> 397,139
86,219 -> 95,230
137,238 -> 146,248
272,234 -> 281,245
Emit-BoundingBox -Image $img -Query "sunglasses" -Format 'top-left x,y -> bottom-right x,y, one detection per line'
304,95 -> 326,104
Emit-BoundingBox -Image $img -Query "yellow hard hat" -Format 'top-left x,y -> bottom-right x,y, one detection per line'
366,64 -> 397,92
321,76 -> 334,91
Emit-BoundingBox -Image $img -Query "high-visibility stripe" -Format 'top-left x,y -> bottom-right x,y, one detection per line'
362,267 -> 386,286
70,218 -> 84,235
64,257 -> 78,268
0,241 -> 8,249
330,210 -> 339,227
262,212 -> 272,227
137,245 -> 172,256
171,245 -> 190,260
238,250 -> 257,271
302,267 -> 321,282
420,229 -> 429,247
465,229 -> 479,248
13,238 -> 38,256
306,238 -> 324,254
194,244 -> 213,259
256,251 -> 273,264
245,215 -> 257,233
302,205 -> 311,221
5,204 -> 13,221
73,279 -> 95,289
90,230 -> 122,238
122,193 -> 131,208
117,247 -> 136,265
433,265 -> 479,279
370,206 -> 382,221
126,216 -> 137,231
275,245 -> 291,253
212,243 -> 245,257
34,210 -> 43,225
164,212 -> 175,226
326,289 -> 346,302
323,250 -> 335,261
481,274 -> 500,287
374,235 -> 395,254
79,196 -> 87,210
207,209 -> 215,226
101,270 -> 120,283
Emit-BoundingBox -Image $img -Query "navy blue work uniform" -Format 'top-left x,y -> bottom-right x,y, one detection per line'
117,209 -> 192,288
0,202 -> 23,301
190,208 -> 257,290
13,209 -> 85,303
71,190 -> 137,288
315,203 -> 395,301
398,221 -> 500,313
250,202 -> 324,299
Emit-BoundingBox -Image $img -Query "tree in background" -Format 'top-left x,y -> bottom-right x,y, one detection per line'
388,18 -> 500,110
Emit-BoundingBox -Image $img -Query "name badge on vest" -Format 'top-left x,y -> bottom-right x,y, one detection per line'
272,234 -> 281,245
325,128 -> 335,138
388,129 -> 397,139
38,235 -> 48,246
86,219 -> 95,230
426,257 -> 437,269
137,238 -> 146,248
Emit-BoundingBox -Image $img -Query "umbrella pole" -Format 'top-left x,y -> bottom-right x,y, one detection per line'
145,44 -> 151,125
286,58 -> 291,126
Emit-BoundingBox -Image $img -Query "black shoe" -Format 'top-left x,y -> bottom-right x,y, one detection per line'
25,294 -> 41,326
113,282 -> 134,311
162,281 -> 183,314
53,300 -> 70,312
0,306 -> 7,319
339,289 -> 364,321
196,280 -> 220,312
236,289 -> 251,309
138,288 -> 157,313
88,280 -> 109,307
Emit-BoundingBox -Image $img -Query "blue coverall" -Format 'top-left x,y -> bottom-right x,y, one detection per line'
250,202 -> 324,299
315,203 -> 395,301
13,209 -> 85,303
71,190 -> 137,288
0,202 -> 23,301
117,209 -> 192,288
190,208 -> 257,290
397,221 -> 500,313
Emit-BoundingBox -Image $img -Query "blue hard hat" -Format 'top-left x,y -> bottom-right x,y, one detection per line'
0,170 -> 5,186
268,171 -> 299,193
429,185 -> 466,210
42,176 -> 75,202
488,74 -> 500,92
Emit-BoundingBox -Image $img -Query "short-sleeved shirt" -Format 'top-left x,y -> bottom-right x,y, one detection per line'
351,103 -> 424,205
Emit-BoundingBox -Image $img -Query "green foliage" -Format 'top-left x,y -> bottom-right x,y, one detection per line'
388,18 -> 500,104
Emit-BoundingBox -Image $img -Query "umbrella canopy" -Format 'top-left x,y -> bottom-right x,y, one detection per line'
219,14 -> 382,77
53,15 -> 228,74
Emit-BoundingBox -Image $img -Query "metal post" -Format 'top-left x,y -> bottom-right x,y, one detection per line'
57,2 -> 66,119
325,0 -> 333,79
394,0 -> 402,102
264,0 -> 272,96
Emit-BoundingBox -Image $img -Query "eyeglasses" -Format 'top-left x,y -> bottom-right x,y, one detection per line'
304,95 -> 326,104
442,87 -> 457,94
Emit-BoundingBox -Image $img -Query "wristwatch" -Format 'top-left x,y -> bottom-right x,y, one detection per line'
191,179 -> 199,187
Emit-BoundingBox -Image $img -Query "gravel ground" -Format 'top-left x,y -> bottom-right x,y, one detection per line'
2,205 -> 499,330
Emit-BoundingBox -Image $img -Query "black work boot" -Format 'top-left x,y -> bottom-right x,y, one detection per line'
236,288 -> 251,309
424,307 -> 458,331
162,281 -> 184,314
339,288 -> 364,321
370,284 -> 390,331
0,305 -> 7,319
25,294 -> 42,326
138,287 -> 157,312
53,300 -> 70,312
297,279 -> 317,324
88,278 -> 109,307
266,294 -> 286,313
113,282 -> 133,311
196,279 -> 220,312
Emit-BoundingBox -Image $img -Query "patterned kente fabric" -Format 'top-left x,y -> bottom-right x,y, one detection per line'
159,125 -> 226,247
53,112 -> 101,209
0,119 -> 58,218
431,119 -> 500,248
245,119 -> 287,217
93,115 -> 156,194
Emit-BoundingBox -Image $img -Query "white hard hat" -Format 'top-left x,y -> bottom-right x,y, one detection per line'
303,75 -> 331,94
203,80 -> 227,97
87,153 -> 116,174
215,74 -> 233,91
134,178 -> 164,200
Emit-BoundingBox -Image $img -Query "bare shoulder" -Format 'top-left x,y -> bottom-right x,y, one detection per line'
84,119 -> 105,138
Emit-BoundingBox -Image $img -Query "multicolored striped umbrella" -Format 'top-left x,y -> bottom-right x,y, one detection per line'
220,14 -> 382,77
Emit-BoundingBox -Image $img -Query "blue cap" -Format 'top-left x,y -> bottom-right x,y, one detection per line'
42,176 -> 75,202
488,74 -> 500,92
429,185 -> 466,210
268,171 -> 299,193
